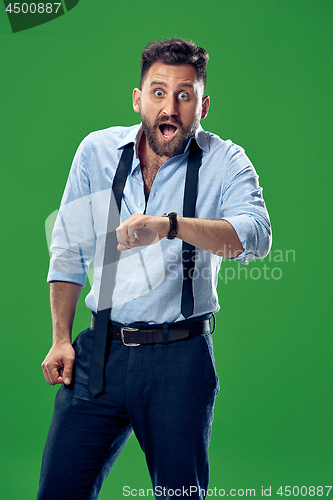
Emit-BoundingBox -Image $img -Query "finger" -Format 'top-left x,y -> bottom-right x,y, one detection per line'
62,354 -> 75,385
41,362 -> 52,384
41,347 -> 75,385
126,225 -> 136,244
42,360 -> 62,385
117,242 -> 129,251
116,223 -> 130,249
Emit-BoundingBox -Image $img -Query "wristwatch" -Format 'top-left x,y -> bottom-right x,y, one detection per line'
162,212 -> 178,240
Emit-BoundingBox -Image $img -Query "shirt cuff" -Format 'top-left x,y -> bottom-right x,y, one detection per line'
222,215 -> 271,265
47,268 -> 87,287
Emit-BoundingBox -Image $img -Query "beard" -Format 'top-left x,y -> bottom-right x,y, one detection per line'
140,106 -> 200,158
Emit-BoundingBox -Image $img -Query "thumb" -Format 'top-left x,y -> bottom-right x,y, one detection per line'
62,356 -> 74,385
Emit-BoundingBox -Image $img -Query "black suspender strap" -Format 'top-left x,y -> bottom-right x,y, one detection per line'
88,143 -> 134,398
113,144 -> 135,211
88,139 -> 203,398
181,140 -> 203,318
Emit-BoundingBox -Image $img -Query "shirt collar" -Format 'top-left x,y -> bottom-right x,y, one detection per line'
116,123 -> 210,155
117,124 -> 142,150
188,125 -> 209,153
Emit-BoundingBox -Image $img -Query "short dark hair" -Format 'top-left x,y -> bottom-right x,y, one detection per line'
140,38 -> 209,90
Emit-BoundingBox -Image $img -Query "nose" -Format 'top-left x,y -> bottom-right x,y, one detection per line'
162,95 -> 178,117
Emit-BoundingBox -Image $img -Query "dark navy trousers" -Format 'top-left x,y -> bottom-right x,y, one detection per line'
37,327 -> 219,499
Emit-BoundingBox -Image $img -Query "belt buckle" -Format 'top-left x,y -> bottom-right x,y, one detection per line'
120,326 -> 140,346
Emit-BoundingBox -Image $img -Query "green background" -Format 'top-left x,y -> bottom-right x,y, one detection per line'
0,0 -> 332,498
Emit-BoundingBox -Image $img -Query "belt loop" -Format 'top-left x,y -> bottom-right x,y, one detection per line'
163,322 -> 169,345
210,314 -> 216,334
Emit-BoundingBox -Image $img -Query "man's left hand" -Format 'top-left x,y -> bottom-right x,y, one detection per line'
116,213 -> 169,251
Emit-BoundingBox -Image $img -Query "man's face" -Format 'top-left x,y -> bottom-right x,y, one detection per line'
133,62 -> 209,158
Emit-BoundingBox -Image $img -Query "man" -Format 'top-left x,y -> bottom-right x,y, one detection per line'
38,38 -> 271,499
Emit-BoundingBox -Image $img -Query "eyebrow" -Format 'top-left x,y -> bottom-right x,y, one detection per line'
150,80 -> 194,89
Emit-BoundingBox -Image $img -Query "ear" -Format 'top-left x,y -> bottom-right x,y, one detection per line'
133,88 -> 141,113
201,96 -> 210,119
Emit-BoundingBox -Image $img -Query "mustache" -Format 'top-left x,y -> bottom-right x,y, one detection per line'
153,115 -> 183,130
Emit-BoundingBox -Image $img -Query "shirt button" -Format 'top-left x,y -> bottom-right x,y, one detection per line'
132,295 -> 137,300
154,192 -> 157,198
137,202 -> 142,207
139,261 -> 144,267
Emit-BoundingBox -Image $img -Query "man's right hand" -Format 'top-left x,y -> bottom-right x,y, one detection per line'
41,342 -> 75,386
42,281 -> 82,386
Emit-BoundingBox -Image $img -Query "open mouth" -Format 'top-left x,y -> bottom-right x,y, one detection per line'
158,123 -> 178,141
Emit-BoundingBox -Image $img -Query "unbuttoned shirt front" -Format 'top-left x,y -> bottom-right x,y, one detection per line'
47,124 -> 271,325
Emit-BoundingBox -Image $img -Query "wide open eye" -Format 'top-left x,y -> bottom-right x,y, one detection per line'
178,92 -> 189,100
155,90 -> 164,97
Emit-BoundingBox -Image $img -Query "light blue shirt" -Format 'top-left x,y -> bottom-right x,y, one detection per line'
48,124 -> 271,325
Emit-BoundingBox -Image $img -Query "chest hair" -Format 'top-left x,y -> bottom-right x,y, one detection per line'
140,158 -> 163,200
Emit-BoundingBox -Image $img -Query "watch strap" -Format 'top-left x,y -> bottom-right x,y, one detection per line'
163,212 -> 178,239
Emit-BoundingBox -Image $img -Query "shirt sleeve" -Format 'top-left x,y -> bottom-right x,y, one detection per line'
47,135 -> 96,286
220,143 -> 272,265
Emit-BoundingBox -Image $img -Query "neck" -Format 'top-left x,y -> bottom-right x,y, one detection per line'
138,132 -> 168,169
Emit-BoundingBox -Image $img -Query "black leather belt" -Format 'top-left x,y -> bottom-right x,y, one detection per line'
90,316 -> 211,347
